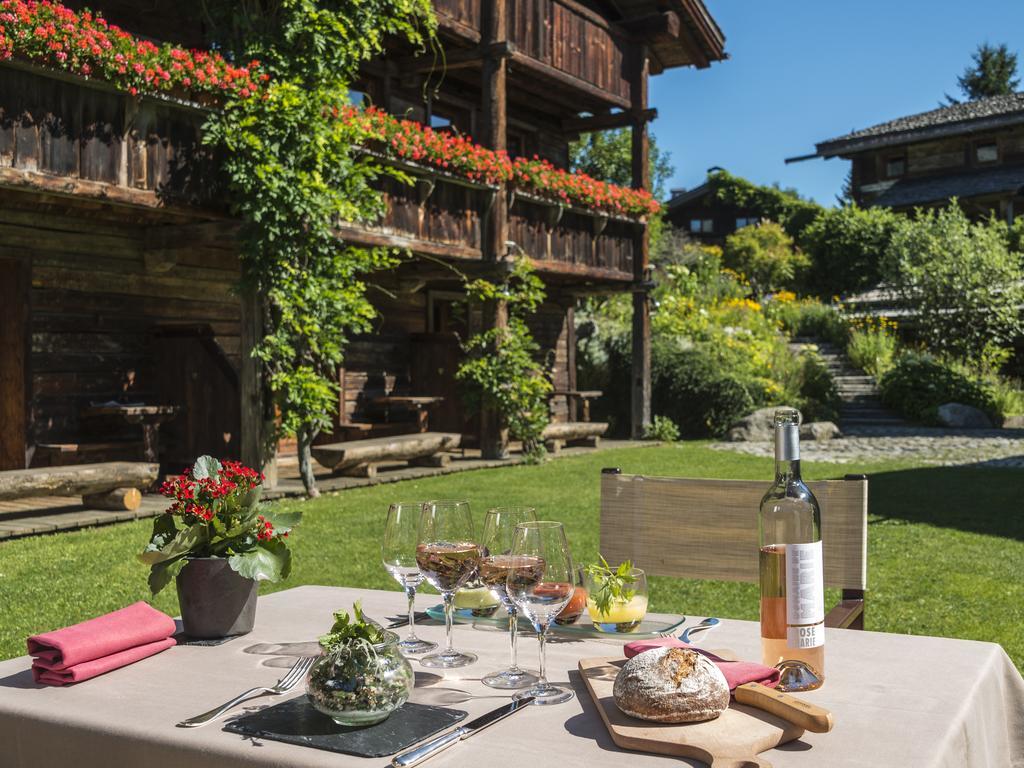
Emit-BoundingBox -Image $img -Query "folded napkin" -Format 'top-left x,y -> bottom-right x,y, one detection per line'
624,638 -> 781,690
28,602 -> 176,686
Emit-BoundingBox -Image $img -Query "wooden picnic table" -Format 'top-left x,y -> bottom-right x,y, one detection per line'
82,404 -> 181,463
1,585 -> 1020,767
369,396 -> 444,432
550,389 -> 603,422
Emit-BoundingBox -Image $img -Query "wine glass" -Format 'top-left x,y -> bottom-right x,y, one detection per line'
382,502 -> 437,655
479,507 -> 539,689
416,500 -> 481,668
506,521 -> 577,705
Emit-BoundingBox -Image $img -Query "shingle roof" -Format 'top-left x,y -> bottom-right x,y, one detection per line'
870,163 -> 1024,208
811,92 -> 1024,158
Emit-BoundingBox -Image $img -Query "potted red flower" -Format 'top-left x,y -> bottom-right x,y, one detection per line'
139,456 -> 299,638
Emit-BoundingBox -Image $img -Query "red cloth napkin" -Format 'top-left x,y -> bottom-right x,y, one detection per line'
624,638 -> 781,690
28,602 -> 176,686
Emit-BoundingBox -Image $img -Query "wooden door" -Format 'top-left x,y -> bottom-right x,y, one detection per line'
0,257 -> 29,470
409,333 -> 470,437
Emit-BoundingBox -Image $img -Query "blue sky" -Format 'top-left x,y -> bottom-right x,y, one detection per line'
650,0 -> 1024,206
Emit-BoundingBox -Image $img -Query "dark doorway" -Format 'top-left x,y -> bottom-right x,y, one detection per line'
0,257 -> 29,470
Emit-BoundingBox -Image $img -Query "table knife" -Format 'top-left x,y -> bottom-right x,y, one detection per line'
391,697 -> 535,767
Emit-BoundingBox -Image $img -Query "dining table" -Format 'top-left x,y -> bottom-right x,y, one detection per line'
0,585 -> 1021,768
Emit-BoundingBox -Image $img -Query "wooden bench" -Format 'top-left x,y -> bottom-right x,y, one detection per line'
541,421 -> 609,453
311,432 -> 462,478
0,462 -> 160,511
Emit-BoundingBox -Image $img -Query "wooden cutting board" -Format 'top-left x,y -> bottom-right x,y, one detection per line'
578,657 -> 804,768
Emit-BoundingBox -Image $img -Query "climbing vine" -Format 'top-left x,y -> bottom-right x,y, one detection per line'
456,258 -> 552,461
200,0 -> 437,496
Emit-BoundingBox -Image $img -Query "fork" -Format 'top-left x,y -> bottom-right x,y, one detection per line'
176,656 -> 316,728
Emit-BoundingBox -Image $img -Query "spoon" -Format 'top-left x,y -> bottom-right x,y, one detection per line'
679,617 -> 720,644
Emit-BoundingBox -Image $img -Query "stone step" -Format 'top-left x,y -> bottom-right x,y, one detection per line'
834,375 -> 875,383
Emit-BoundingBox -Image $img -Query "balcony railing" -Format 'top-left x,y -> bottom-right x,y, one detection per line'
434,0 -> 632,105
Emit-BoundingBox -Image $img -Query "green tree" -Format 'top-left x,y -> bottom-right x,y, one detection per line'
723,220 -> 809,296
569,128 -> 673,199
706,169 -> 823,240
881,203 -> 1024,365
203,0 -> 437,496
947,43 -> 1020,103
798,204 -> 899,297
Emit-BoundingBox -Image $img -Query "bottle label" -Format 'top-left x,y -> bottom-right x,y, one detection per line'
785,541 -> 824,648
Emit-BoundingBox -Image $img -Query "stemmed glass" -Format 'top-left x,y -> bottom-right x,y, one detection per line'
416,500 -> 482,669
479,507 -> 539,689
506,521 -> 577,705
382,502 -> 437,655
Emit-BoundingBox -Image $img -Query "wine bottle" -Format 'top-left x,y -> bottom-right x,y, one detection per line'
758,408 -> 825,691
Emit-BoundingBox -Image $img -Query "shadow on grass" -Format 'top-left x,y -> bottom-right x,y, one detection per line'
863,463 -> 1024,540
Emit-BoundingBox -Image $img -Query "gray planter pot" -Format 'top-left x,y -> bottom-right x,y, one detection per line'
176,557 -> 258,639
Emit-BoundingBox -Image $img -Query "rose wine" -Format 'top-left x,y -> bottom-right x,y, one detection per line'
758,409 -> 825,691
415,542 -> 482,592
479,554 -> 545,604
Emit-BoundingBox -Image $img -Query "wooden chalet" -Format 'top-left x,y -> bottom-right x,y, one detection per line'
789,92 -> 1024,221
663,168 -> 760,246
0,0 -> 725,479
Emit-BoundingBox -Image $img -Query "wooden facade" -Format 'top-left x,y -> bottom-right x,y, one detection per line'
0,0 -> 725,472
792,94 -> 1024,221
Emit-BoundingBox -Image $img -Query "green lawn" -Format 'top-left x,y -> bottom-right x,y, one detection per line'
1,443 -> 1022,671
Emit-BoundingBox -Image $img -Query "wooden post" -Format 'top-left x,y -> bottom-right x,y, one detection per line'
479,0 -> 511,459
630,46 -> 652,439
0,257 -> 30,470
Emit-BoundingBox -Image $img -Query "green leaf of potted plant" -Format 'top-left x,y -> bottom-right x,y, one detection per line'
138,456 -> 300,638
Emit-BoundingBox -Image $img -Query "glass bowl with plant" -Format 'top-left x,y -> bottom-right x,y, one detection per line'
583,556 -> 648,633
307,602 -> 414,726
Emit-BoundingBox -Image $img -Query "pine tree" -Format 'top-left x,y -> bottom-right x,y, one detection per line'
946,43 -> 1019,104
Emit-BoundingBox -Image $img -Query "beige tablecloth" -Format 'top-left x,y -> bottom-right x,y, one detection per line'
0,586 -> 1022,768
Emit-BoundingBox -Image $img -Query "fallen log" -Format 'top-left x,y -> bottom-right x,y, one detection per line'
0,462 -> 159,501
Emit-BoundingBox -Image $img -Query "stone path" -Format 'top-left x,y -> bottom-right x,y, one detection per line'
712,426 -> 1024,468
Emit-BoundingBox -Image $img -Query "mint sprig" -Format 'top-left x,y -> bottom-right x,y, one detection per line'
584,555 -> 637,615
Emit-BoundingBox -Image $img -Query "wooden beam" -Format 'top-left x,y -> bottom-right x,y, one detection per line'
562,108 -> 658,134
143,220 -> 242,251
629,46 -> 652,439
618,12 -> 680,42
508,51 -> 631,109
528,258 -> 633,282
393,42 -> 512,75
333,223 -> 483,261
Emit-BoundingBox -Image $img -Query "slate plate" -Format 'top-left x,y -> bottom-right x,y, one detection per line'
427,604 -> 686,640
223,696 -> 467,758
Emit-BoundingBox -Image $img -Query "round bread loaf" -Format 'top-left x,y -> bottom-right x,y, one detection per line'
613,647 -> 730,723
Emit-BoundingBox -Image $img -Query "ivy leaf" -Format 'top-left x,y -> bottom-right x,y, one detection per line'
191,455 -> 222,481
228,538 -> 291,582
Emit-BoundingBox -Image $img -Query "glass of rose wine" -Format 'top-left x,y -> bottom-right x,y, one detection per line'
416,500 -> 482,669
381,502 -> 437,655
506,520 -> 577,705
479,507 -> 539,689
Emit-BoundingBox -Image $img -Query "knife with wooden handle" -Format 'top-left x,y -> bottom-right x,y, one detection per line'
733,682 -> 834,733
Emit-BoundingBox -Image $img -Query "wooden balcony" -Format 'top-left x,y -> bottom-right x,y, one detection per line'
434,0 -> 633,107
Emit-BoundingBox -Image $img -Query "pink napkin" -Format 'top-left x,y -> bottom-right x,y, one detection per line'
624,638 -> 781,690
28,602 -> 176,686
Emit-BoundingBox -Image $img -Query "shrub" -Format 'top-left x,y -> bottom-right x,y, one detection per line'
798,205 -> 899,298
795,349 -> 841,423
881,204 -> 1024,365
879,352 -> 999,424
644,415 -> 681,442
763,295 -> 849,347
723,221 -> 809,296
652,345 -> 755,438
846,316 -> 898,378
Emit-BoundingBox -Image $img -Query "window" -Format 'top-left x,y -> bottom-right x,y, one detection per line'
976,143 -> 998,163
885,156 -> 906,178
690,219 -> 713,233
735,217 -> 756,229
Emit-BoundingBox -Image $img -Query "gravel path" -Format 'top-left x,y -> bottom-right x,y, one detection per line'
711,426 -> 1024,468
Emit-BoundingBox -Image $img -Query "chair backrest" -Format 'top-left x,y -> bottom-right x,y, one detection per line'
599,472 -> 868,591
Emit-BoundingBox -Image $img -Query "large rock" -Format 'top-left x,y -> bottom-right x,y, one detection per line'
800,421 -> 842,441
936,402 -> 993,429
726,406 -> 800,442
